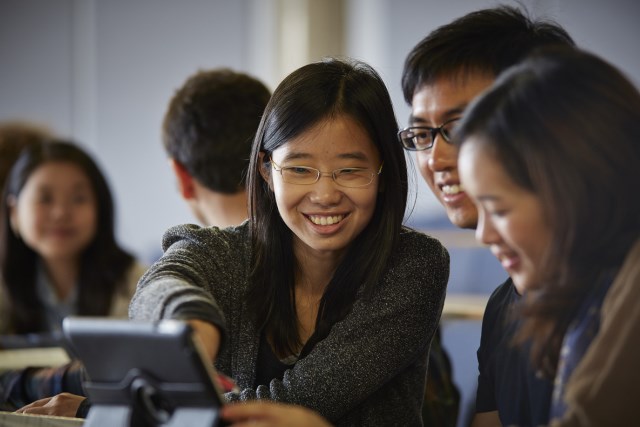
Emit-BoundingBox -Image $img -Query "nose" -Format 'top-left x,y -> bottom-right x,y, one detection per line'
51,200 -> 72,219
475,210 -> 500,246
427,135 -> 457,172
308,174 -> 342,206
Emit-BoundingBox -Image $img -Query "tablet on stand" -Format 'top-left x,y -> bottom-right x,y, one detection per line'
62,317 -> 226,427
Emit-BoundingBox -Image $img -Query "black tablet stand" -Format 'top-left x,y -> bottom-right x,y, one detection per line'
83,369 -> 223,427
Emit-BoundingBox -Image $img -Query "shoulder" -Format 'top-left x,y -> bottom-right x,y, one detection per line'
382,227 -> 449,296
161,221 -> 250,254
120,260 -> 149,294
487,277 -> 518,307
602,238 -> 640,315
128,260 -> 149,280
479,278 -> 517,336
397,226 -> 449,262
109,260 -> 149,317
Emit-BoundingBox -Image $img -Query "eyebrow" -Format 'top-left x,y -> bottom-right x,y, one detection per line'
281,151 -> 370,162
409,105 -> 467,126
35,181 -> 92,192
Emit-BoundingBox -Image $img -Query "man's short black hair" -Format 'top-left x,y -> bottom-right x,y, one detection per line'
163,68 -> 271,193
402,5 -> 575,104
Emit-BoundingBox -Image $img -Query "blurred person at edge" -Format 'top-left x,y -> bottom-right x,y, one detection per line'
0,141 -> 146,412
456,46 -> 640,427
0,140 -> 145,335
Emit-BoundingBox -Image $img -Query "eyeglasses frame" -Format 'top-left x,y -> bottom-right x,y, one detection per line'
269,157 -> 383,188
397,117 -> 461,151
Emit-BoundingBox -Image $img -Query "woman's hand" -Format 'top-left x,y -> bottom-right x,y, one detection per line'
14,392 -> 86,418
222,401 -> 333,427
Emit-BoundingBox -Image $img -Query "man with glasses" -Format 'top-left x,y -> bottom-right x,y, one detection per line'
399,5 -> 575,427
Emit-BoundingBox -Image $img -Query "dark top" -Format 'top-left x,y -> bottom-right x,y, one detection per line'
254,333 -> 294,388
423,327 -> 460,427
475,278 -> 553,427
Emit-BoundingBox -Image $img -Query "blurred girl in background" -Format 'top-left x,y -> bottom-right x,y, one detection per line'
0,140 -> 146,335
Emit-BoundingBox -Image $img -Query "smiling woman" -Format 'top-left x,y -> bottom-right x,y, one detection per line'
124,57 -> 451,426
262,115 -> 381,264
455,46 -> 640,426
0,140 -> 146,335
458,140 -> 551,294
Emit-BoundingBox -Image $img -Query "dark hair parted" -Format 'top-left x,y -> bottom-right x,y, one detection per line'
0,140 -> 135,333
162,68 -> 272,193
455,46 -> 640,376
0,121 -> 53,194
246,57 -> 407,357
401,5 -> 574,105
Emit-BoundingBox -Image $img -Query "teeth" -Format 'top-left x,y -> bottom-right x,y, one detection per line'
442,184 -> 464,195
309,214 -> 344,225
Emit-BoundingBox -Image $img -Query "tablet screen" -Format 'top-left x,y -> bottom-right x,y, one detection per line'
62,317 -> 226,411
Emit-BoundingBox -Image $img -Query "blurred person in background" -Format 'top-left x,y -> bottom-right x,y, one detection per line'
0,140 -> 146,335
3,67 -> 271,416
162,67 -> 271,228
0,140 -> 146,412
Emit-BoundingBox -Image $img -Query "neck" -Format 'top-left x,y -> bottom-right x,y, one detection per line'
294,247 -> 342,296
42,257 -> 79,300
192,187 -> 248,228
292,250 -> 339,350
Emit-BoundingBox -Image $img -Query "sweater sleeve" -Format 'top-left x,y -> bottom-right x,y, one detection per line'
128,223 -> 249,348
226,230 -> 450,422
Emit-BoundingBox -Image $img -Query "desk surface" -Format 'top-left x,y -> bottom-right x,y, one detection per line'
0,412 -> 83,427
442,293 -> 489,321
0,347 -> 70,370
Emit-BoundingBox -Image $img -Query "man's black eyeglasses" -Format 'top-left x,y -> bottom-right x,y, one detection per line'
397,117 -> 460,151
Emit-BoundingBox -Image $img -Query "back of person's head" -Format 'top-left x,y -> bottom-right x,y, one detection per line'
247,57 -> 407,356
455,46 -> 640,375
1,140 -> 133,333
0,121 -> 53,193
162,68 -> 271,194
402,5 -> 575,104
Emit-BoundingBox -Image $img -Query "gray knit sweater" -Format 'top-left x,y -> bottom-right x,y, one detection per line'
129,221 -> 449,426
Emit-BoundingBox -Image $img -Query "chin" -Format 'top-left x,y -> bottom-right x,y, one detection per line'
511,277 -> 530,294
448,211 -> 478,230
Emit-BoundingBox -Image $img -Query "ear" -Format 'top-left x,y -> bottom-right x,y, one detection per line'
7,195 -> 21,238
169,159 -> 196,200
257,152 -> 274,191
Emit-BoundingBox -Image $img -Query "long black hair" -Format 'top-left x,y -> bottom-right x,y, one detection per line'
455,46 -> 640,376
0,140 -> 135,333
246,58 -> 408,357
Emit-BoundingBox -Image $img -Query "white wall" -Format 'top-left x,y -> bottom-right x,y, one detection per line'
1,0 -> 639,262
